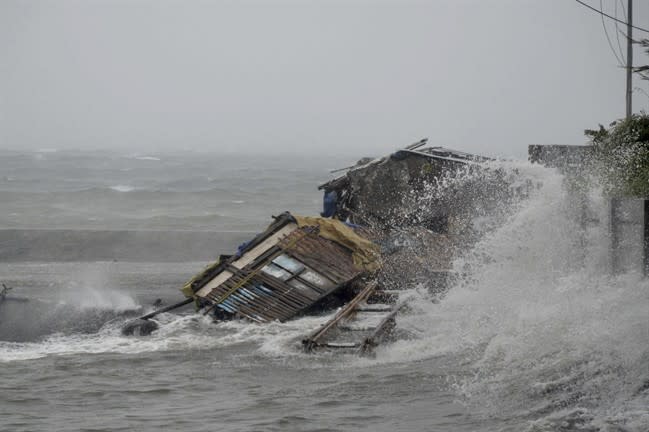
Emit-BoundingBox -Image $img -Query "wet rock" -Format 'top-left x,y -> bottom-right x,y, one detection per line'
121,319 -> 159,336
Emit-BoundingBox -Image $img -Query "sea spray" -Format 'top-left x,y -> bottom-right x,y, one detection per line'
1,154 -> 646,430
379,161 -> 649,430
0,262 -> 141,342
0,314 -> 222,362
57,262 -> 139,312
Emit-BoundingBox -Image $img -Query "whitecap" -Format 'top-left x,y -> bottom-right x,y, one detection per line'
109,185 -> 135,192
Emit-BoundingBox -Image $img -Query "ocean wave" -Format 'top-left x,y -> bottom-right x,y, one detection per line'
63,184 -> 251,196
370,161 -> 649,430
108,185 -> 136,192
0,311 -> 323,362
0,314 -> 214,362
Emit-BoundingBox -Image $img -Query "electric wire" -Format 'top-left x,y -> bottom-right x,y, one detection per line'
574,0 -> 649,33
601,0 -> 625,66
634,86 -> 649,100
619,0 -> 627,26
614,0 -> 626,63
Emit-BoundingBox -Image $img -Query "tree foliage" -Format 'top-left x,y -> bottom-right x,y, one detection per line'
634,39 -> 649,81
586,113 -> 649,197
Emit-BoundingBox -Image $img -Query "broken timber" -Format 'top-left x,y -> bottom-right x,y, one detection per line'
0,284 -> 12,305
302,281 -> 402,356
183,212 -> 380,323
120,139 -> 514,350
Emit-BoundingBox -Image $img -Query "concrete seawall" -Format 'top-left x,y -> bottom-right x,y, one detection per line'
0,229 -> 252,262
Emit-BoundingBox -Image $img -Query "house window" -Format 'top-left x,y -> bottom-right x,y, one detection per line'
261,254 -> 335,294
299,269 -> 334,290
261,263 -> 292,281
272,254 -> 304,273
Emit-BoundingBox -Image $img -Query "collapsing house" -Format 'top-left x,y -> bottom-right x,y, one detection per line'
317,138 -> 520,292
181,212 -> 380,323
179,212 -> 400,353
318,138 -> 491,230
137,139 -> 514,354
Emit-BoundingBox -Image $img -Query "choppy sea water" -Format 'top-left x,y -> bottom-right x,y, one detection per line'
0,149 -> 647,431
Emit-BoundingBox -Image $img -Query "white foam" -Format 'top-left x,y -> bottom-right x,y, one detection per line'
370,161 -> 649,428
0,312 -> 333,363
109,184 -> 135,192
0,314 -> 219,362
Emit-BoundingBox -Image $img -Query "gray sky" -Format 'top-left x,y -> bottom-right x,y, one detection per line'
1,0 -> 648,158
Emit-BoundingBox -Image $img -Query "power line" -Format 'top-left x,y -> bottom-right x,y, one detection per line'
619,0 -> 627,22
574,0 -> 649,33
635,86 -> 649,100
601,0 -> 625,66
614,0 -> 626,62
625,0 -> 632,118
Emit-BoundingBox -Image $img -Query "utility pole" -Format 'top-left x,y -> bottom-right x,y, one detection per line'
613,1 -> 635,275
626,0 -> 649,277
621,1 -> 649,277
626,0 -> 633,119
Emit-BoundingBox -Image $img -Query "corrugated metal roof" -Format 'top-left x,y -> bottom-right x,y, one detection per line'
319,140 -> 489,190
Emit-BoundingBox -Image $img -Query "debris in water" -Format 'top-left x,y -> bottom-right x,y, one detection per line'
0,283 -> 13,304
125,139 -> 521,355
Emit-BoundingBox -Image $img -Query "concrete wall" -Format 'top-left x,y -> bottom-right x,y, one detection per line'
0,229 -> 250,262
611,199 -> 646,274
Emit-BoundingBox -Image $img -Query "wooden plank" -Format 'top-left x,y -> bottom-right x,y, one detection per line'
198,222 -> 370,324
219,272 -> 307,322
214,273 -> 296,320
195,270 -> 234,297
324,342 -> 360,349
195,223 -> 296,298
232,224 -> 297,269
357,303 -> 405,356
302,281 -> 377,352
